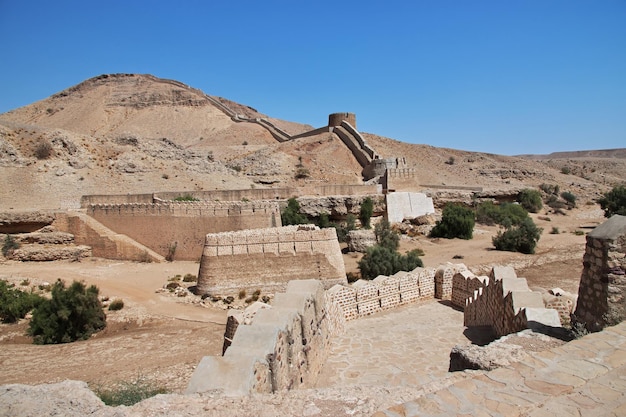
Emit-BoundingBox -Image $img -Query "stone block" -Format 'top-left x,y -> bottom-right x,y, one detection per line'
490,265 -> 517,281
381,293 -> 401,310
186,354 -> 269,396
501,277 -> 531,295
357,297 -> 381,316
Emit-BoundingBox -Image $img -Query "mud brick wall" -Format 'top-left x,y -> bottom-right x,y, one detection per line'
87,201 -> 281,261
196,225 -> 347,296
573,215 -> 626,332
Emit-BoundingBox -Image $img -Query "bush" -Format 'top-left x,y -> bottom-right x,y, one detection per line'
0,280 -> 43,323
598,185 -> 626,217
539,183 -> 560,196
108,299 -> 124,311
476,201 -> 528,227
430,204 -> 474,240
517,189 -> 543,213
2,234 -> 20,257
182,273 -> 196,282
358,245 -> 423,280
374,219 -> 399,251
561,191 -> 577,208
492,218 -> 543,254
95,377 -> 167,406
561,166 -> 571,175
359,197 -> 374,229
173,195 -> 199,202
550,227 -> 560,234
358,220 -> 422,280
316,213 -> 331,229
34,140 -> 53,159
333,214 -> 356,243
28,280 -> 106,344
281,198 -> 308,225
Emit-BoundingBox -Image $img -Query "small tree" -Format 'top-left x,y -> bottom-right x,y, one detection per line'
281,198 -> 308,225
317,212 -> 331,229
28,280 -> 106,344
492,217 -> 543,254
374,219 -> 399,251
476,201 -> 528,227
517,189 -> 543,213
359,197 -> 374,229
598,185 -> 626,217
0,280 -> 43,323
2,234 -> 20,258
430,204 -> 475,240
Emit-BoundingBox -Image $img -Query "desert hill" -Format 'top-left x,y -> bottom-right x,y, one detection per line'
0,73 -> 624,210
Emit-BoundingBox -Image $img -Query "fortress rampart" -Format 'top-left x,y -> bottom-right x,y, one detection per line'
87,201 -> 281,261
196,225 -> 347,295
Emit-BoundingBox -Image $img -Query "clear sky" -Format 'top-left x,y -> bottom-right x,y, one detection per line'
1,1 -> 624,155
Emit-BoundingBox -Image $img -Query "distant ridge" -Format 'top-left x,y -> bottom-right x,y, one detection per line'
517,148 -> 626,160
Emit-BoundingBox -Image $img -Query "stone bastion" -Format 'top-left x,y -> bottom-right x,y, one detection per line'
196,225 -> 347,296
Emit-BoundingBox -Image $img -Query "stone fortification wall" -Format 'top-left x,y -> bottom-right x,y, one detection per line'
385,167 -> 418,192
464,266 -> 562,337
80,185 -> 379,207
573,215 -> 626,332
187,280 -> 342,396
326,263 -> 468,321
196,225 -> 346,296
87,201 -> 280,261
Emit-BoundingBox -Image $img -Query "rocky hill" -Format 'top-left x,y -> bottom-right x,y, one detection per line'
0,73 -> 624,210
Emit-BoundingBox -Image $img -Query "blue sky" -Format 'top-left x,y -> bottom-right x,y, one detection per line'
0,1 -> 624,155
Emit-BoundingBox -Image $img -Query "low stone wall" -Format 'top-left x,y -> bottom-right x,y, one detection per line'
573,215 -> 626,332
187,280 -> 341,395
87,201 -> 281,261
464,266 -> 562,337
196,225 -> 347,296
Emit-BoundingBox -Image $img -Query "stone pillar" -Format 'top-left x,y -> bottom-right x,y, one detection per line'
573,215 -> 626,332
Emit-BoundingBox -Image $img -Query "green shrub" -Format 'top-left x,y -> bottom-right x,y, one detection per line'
333,214 -> 356,243
28,280 -> 106,344
281,198 -> 308,225
561,166 -> 571,175
561,191 -> 577,208
359,197 -> 374,229
598,185 -> 626,217
550,227 -> 560,234
539,183 -> 559,196
2,234 -> 20,257
374,219 -> 399,251
475,201 -> 528,227
517,189 -> 543,213
108,299 -> 124,311
0,280 -> 43,323
430,204 -> 475,240
95,377 -> 167,406
173,195 -> 199,202
317,213 -> 331,229
358,245 -> 423,280
182,273 -> 196,282
492,218 -> 543,254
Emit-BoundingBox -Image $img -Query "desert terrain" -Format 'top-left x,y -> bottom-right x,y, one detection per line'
0,74 -> 624,412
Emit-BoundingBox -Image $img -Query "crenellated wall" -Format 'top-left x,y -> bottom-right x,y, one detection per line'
196,225 -> 347,296
464,266 -> 562,337
87,201 -> 281,261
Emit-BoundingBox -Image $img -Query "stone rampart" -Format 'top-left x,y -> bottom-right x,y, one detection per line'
187,280 -> 341,395
464,266 -> 562,337
87,201 -> 280,261
573,215 -> 626,332
385,167 -> 418,192
196,225 -> 347,295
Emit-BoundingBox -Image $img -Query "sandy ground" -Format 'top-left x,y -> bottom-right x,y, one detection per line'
0,206 -> 604,394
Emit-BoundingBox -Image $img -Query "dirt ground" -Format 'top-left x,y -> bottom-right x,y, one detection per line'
0,206 -> 604,393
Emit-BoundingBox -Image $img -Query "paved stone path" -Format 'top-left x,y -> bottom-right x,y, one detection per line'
373,322 -> 626,417
315,301 -> 479,389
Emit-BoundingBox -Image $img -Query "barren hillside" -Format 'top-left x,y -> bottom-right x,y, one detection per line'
0,73 -> 624,210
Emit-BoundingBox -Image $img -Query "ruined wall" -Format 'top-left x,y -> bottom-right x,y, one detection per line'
87,201 -> 280,261
385,167 -> 418,192
196,225 -> 347,296
573,215 -> 626,332
187,280 -> 341,395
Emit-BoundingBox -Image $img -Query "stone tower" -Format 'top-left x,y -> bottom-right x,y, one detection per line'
328,112 -> 356,129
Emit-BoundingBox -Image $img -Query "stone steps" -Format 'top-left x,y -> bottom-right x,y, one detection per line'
373,322 -> 626,417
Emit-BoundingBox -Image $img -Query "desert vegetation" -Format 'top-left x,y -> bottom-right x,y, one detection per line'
598,185 -> 626,217
430,204 -> 475,240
